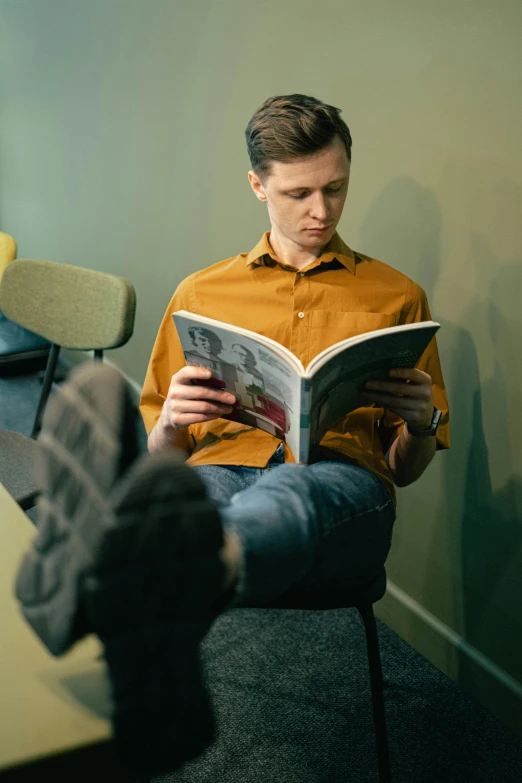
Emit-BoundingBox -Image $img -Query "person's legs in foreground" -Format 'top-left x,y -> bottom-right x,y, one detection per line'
15,364 -> 394,777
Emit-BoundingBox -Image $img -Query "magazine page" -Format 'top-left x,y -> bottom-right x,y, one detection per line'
307,322 -> 440,447
173,311 -> 303,459
304,320 -> 439,377
298,378 -> 312,464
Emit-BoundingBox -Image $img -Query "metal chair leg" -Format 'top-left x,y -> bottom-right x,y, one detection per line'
357,603 -> 391,783
30,343 -> 60,438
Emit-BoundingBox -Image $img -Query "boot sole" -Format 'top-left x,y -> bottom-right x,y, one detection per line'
16,362 -> 225,775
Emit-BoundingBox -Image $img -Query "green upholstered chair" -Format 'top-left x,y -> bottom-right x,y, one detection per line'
0,259 -> 136,510
260,568 -> 391,782
0,233 -> 52,371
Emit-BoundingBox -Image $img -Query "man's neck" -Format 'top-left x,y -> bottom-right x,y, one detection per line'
268,229 -> 328,271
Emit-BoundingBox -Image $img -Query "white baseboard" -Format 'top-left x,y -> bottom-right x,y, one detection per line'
377,580 -> 522,737
61,349 -> 142,405
102,357 -> 143,404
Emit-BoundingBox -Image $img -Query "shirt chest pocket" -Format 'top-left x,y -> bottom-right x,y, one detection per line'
307,310 -> 398,362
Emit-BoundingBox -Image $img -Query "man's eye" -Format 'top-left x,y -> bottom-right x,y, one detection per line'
289,187 -> 343,200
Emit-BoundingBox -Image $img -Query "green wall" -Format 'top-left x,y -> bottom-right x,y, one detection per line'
2,0 -> 521,734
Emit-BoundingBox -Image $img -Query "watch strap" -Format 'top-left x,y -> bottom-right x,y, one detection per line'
406,406 -> 442,437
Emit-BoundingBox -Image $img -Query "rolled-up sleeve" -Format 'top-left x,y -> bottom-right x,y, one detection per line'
378,279 -> 450,453
140,281 -> 193,436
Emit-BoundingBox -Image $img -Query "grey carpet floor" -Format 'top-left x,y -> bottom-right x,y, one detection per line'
2,363 -> 522,782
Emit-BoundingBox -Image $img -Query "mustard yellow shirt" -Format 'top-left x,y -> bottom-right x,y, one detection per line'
140,232 -> 450,504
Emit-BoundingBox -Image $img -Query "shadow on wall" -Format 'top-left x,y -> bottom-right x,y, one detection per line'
457,238 -> 522,688
359,178 -> 522,694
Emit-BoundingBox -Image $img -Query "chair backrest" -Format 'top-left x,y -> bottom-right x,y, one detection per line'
0,259 -> 136,350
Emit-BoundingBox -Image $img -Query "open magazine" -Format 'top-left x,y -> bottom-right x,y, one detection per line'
173,310 -> 440,463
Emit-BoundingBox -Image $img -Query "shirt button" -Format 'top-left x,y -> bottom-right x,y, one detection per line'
298,311 -> 305,318
300,272 -> 305,277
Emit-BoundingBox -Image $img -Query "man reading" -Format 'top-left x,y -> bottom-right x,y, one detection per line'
16,94 -> 450,776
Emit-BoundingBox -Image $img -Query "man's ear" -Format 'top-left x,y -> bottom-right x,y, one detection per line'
248,171 -> 267,203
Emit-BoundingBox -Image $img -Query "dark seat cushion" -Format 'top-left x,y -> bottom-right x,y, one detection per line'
0,430 -> 40,509
253,569 -> 387,610
0,310 -> 50,364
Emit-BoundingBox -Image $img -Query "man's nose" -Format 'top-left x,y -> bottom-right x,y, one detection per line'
309,194 -> 328,221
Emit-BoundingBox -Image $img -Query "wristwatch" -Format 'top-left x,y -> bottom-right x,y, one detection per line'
405,407 -> 442,437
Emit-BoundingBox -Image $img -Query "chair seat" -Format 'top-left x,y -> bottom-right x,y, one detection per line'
256,568 -> 387,610
0,430 -> 40,510
0,311 -> 50,365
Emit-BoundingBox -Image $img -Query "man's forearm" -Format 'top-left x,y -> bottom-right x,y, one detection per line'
148,417 -> 192,456
387,427 -> 436,487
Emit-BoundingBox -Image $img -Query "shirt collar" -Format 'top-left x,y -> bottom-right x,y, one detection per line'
245,231 -> 356,274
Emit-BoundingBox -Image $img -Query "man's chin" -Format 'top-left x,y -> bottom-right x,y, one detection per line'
299,228 -> 334,245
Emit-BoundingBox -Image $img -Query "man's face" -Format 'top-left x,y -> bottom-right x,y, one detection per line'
232,346 -> 250,370
193,330 -> 221,357
248,135 -> 350,251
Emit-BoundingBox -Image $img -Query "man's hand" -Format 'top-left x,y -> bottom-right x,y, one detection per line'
362,367 -> 437,487
148,365 -> 237,454
160,365 -> 237,430
362,368 -> 434,431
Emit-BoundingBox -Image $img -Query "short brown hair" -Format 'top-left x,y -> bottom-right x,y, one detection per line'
245,94 -> 352,182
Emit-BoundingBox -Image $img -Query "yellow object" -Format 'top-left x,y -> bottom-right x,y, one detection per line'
0,481 -> 110,770
140,231 -> 450,505
0,232 -> 17,282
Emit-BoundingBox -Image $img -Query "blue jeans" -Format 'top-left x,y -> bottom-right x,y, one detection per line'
193,444 -> 395,609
